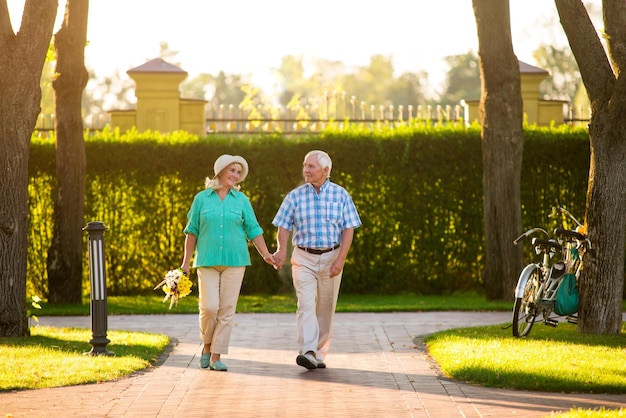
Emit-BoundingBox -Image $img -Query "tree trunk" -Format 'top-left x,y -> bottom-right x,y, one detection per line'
47,0 -> 89,304
0,0 -> 58,337
555,0 -> 625,334
472,0 -> 524,300
580,119 -> 626,333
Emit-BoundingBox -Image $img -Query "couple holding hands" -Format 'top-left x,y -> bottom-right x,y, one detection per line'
180,150 -> 361,372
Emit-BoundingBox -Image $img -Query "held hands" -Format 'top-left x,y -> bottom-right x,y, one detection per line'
262,253 -> 277,268
272,250 -> 286,270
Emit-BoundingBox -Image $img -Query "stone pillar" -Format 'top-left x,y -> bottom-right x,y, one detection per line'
127,58 -> 188,133
519,61 -> 549,125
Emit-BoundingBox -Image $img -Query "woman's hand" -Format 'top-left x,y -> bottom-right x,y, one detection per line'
262,253 -> 276,268
180,264 -> 190,276
272,250 -> 286,270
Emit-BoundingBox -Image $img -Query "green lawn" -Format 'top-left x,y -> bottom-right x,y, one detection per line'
425,322 -> 626,393
39,292 -> 514,315
425,322 -> 626,418
0,327 -> 169,390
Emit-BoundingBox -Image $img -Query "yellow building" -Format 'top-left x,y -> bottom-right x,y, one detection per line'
465,60 -> 568,126
109,58 -> 207,136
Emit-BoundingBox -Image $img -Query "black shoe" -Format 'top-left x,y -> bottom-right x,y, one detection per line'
296,352 -> 318,369
316,359 -> 326,368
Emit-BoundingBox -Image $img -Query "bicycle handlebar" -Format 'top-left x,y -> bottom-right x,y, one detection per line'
514,207 -> 592,250
513,227 -> 550,245
550,206 -> 583,228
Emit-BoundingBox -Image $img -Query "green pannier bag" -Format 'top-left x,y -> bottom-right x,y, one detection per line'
554,273 -> 579,316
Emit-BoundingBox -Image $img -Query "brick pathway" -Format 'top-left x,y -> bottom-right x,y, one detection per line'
1,312 -> 624,417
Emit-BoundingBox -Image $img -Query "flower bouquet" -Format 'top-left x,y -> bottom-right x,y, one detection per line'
154,268 -> 193,309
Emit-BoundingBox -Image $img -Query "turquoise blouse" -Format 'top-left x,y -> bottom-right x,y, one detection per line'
184,188 -> 263,267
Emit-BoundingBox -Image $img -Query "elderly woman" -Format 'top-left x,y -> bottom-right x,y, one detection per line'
181,154 -> 275,371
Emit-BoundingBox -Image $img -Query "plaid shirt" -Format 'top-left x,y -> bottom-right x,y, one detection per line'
272,179 -> 361,248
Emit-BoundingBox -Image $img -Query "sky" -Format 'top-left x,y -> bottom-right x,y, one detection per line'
9,0 -> 602,97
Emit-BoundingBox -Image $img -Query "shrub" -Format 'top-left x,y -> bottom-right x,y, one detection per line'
27,124 -> 590,297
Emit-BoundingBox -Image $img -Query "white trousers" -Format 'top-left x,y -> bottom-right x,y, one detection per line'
197,266 -> 245,354
291,247 -> 342,360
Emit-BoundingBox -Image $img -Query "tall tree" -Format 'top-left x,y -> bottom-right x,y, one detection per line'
440,51 -> 481,106
344,55 -> 395,105
533,44 -> 581,101
472,0 -> 524,300
274,55 -> 313,107
216,72 -> 248,106
40,45 -> 57,121
387,71 -> 428,119
157,41 -> 180,67
84,69 -> 135,114
0,0 -> 58,337
181,72 -> 213,100
555,0 -> 625,334
47,0 -> 89,303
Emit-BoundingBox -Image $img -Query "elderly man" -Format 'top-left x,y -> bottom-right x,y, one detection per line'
272,150 -> 361,369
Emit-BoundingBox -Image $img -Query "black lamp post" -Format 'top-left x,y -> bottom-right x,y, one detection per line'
83,221 -> 114,356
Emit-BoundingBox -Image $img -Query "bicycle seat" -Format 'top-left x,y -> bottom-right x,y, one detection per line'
531,237 -> 562,252
554,228 -> 586,241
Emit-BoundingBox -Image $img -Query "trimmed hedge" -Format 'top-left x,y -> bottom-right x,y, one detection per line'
27,125 -> 590,297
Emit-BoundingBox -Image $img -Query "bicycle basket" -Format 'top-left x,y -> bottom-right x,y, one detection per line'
554,273 -> 579,316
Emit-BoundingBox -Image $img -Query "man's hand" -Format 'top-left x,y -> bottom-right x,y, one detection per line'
330,258 -> 344,277
272,250 -> 286,270
262,254 -> 277,268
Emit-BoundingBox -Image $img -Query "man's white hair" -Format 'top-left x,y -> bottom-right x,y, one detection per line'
305,150 -> 332,178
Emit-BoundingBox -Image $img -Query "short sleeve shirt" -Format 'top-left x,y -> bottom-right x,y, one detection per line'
184,188 -> 263,267
272,179 -> 361,248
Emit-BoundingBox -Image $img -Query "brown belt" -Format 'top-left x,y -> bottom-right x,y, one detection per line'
297,244 -> 340,255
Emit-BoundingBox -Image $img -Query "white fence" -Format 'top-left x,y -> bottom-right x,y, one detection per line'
33,103 -> 591,136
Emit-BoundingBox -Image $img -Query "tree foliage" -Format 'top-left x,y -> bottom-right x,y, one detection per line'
533,44 -> 581,101
440,51 -> 481,105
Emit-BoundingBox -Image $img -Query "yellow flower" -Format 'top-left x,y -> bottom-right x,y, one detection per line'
177,274 -> 193,298
154,269 -> 193,310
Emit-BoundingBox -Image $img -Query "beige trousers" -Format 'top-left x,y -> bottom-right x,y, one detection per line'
291,247 -> 342,360
197,266 -> 245,354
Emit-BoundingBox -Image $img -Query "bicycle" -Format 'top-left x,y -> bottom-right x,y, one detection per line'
511,207 -> 592,338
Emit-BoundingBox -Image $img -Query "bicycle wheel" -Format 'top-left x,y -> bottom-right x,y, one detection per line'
512,267 -> 541,337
